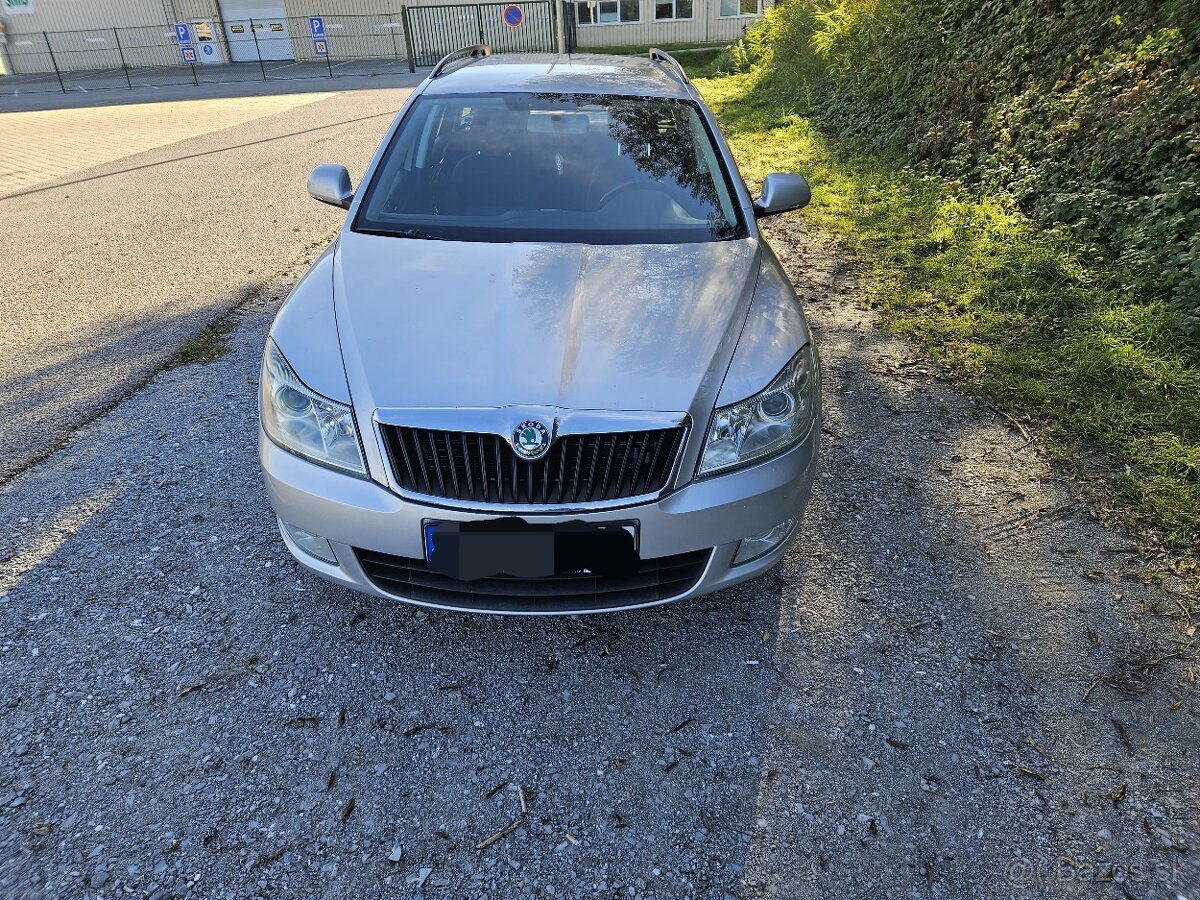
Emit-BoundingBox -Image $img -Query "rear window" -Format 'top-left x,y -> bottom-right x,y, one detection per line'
354,91 -> 746,244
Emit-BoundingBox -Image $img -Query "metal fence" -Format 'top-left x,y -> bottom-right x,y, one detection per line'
0,6 -> 565,95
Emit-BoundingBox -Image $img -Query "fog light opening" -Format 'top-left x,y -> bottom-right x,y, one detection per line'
733,518 -> 797,566
280,519 -> 339,566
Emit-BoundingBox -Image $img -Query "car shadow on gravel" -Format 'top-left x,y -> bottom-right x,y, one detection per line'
284,566 -> 788,896
740,220 -> 1199,900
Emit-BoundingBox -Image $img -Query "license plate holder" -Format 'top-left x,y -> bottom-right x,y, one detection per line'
423,518 -> 639,581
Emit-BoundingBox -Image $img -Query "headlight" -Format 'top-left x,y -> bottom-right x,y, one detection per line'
260,339 -> 366,475
698,344 -> 818,477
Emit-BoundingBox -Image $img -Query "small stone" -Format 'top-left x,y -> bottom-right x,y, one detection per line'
388,845 -> 403,863
91,863 -> 109,888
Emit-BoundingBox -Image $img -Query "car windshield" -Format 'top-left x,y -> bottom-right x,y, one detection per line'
354,91 -> 746,244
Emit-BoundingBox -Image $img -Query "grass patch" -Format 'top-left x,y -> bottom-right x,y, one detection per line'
170,318 -> 236,367
578,43 -> 727,77
696,69 -> 1200,550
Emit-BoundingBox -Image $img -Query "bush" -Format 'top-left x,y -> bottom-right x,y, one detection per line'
729,0 -> 1200,330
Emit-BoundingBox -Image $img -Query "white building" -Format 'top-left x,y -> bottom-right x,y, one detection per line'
0,0 -> 768,74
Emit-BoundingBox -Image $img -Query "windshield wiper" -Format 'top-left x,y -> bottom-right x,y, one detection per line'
387,228 -> 447,240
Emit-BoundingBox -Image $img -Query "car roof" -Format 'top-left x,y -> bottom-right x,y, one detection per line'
422,53 -> 695,100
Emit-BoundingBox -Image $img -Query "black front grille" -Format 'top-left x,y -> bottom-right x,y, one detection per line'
356,547 -> 711,613
381,426 -> 685,505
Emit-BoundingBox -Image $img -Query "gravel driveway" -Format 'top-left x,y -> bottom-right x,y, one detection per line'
0,222 -> 1195,899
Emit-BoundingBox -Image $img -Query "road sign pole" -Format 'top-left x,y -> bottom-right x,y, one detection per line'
475,5 -> 484,44
173,22 -> 199,84
250,19 -> 267,81
306,15 -> 332,76
324,22 -> 333,79
113,27 -> 132,89
43,32 -> 66,93
555,0 -> 566,53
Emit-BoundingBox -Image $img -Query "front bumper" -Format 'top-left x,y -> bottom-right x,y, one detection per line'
261,423 -> 818,614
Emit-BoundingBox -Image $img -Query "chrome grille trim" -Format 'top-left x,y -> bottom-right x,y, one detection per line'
380,425 -> 686,506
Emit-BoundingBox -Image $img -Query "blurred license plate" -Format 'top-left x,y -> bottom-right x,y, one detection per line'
423,518 -> 638,581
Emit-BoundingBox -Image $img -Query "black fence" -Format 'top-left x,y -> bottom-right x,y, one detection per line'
0,5 -> 568,95
407,2 -> 556,66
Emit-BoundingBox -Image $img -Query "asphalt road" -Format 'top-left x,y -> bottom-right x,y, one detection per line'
0,78 -> 416,482
0,217 -> 1195,898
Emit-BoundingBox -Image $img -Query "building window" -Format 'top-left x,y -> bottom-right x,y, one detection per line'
719,0 -> 758,14
655,0 -> 693,19
576,0 -> 640,25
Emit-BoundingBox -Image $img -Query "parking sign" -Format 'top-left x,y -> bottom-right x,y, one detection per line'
174,22 -> 191,44
309,16 -> 325,39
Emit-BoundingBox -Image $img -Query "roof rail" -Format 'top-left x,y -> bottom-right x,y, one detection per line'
648,47 -> 688,84
430,44 -> 493,79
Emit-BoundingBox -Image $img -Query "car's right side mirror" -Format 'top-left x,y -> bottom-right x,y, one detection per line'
753,173 -> 811,218
308,164 -> 355,210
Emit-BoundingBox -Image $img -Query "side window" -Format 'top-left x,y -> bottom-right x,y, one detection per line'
575,0 -> 639,24
719,0 -> 757,14
655,0 -> 692,19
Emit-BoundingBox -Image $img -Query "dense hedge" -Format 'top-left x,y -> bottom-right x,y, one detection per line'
729,0 -> 1200,330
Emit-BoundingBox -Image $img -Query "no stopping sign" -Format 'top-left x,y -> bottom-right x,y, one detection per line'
502,4 -> 524,27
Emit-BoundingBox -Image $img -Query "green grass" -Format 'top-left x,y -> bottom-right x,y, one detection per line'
170,318 -> 236,367
579,42 -> 727,77
696,68 -> 1200,551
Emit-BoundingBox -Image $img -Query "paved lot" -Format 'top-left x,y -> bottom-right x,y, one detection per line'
0,79 -> 415,482
0,93 -> 330,195
0,219 -> 1194,898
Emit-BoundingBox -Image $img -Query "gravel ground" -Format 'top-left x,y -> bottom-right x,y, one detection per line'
0,221 -> 1196,899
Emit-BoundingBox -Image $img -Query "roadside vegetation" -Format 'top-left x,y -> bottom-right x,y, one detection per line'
169,318 -> 236,367
583,41 -> 727,72
679,1 -> 1199,553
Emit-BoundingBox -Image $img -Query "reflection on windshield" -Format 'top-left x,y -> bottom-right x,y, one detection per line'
354,92 -> 745,244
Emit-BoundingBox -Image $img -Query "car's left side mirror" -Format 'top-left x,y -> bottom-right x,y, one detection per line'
753,173 -> 811,218
308,164 -> 354,210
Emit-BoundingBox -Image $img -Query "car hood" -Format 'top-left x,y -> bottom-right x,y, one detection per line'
333,233 -> 760,424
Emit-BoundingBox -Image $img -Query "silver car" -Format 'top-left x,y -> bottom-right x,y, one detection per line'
259,47 -> 819,614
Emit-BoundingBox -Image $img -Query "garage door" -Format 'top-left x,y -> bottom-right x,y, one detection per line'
219,1 -> 294,62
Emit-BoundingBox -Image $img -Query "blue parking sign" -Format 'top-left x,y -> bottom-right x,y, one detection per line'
309,16 -> 325,39
174,22 -> 191,44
